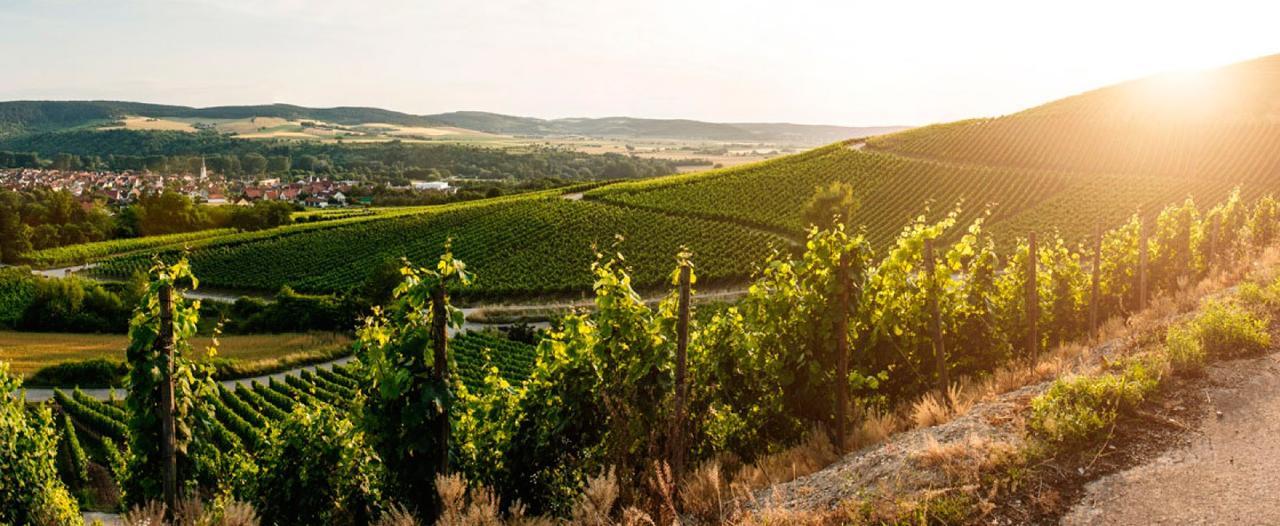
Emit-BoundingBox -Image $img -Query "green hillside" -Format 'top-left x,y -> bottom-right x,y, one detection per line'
866,54 -> 1280,181
90,195 -> 784,297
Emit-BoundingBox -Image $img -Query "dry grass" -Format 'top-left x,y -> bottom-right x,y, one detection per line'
911,434 -> 1017,486
569,469 -> 621,526
909,383 -> 978,429
122,498 -> 260,526
730,428 -> 838,492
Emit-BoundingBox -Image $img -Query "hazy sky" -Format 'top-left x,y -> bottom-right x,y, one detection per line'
2,0 -> 1278,126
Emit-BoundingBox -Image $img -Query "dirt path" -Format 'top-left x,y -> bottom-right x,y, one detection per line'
1063,352 -> 1280,525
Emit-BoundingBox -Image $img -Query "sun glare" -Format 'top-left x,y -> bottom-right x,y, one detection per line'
1133,68 -> 1227,118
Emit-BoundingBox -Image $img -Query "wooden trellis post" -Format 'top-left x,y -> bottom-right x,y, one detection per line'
670,262 -> 692,478
155,284 -> 177,517
924,238 -> 948,398
431,281 -> 450,475
1089,223 -> 1102,335
834,253 -> 851,450
1027,232 -> 1039,365
1138,219 -> 1149,311
1208,219 -> 1219,271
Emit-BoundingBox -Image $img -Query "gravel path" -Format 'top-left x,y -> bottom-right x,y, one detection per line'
1063,352 -> 1280,525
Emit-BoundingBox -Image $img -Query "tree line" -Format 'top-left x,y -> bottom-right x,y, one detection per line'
0,188 -> 298,262
0,129 -> 680,181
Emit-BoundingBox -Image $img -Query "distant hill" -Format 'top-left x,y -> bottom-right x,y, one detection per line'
429,111 -> 904,144
0,101 -> 905,145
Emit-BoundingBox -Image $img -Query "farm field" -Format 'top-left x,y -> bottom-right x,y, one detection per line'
0,330 -> 350,378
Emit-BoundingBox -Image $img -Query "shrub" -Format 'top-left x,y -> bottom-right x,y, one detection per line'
1238,277 -> 1280,311
28,358 -> 126,387
0,363 -> 82,525
1164,323 -> 1206,373
1029,360 -> 1160,447
1194,300 -> 1271,358
252,404 -> 383,525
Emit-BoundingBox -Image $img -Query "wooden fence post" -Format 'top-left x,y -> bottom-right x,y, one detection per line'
1182,215 -> 1193,282
155,284 -> 177,517
1138,218 -> 1149,311
1208,219 -> 1219,271
1089,223 -> 1102,336
1027,232 -> 1039,366
924,238 -> 948,399
834,253 -> 851,450
431,281 -> 450,476
670,262 -> 691,478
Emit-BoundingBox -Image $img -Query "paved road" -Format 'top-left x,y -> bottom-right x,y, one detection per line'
1064,352 -> 1280,525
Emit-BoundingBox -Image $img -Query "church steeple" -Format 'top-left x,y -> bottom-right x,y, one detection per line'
200,157 -> 208,180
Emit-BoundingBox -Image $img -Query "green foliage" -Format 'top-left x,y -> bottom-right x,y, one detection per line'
0,363 -> 82,526
801,181 -> 859,230
356,246 -> 471,513
1029,360 -> 1161,448
1098,214 -> 1141,315
29,358 -> 127,387
0,126 -> 677,180
1247,194 -> 1280,248
0,266 -> 36,327
96,197 -> 782,297
252,404 -> 383,525
59,413 -> 90,486
123,258 -> 216,504
589,145 -> 1071,246
1164,323 -> 1206,373
1191,299 -> 1271,358
1150,197 -> 1201,290
22,228 -> 236,268
54,389 -> 128,442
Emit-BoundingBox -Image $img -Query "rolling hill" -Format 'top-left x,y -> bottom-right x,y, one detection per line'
0,101 -> 903,145
28,53 -> 1280,298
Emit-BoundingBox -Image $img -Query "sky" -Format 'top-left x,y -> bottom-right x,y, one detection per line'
1,0 -> 1278,127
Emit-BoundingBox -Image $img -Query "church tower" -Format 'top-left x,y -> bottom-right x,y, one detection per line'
200,157 -> 208,180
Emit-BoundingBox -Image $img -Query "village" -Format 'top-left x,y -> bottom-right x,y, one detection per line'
0,161 -> 456,209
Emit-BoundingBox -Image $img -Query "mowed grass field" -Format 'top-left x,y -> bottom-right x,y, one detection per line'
0,331 -> 351,378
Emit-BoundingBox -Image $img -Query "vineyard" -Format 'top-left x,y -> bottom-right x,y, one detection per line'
43,329 -> 537,509
91,197 -> 785,297
865,55 -> 1280,183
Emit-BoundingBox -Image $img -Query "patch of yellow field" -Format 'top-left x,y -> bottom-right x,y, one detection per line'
106,115 -> 197,132
237,131 -> 324,139
0,330 -> 351,377
215,116 -> 293,134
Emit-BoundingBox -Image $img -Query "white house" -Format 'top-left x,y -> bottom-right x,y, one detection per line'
410,180 -> 451,192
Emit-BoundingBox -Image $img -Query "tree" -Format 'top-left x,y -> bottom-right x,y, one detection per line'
801,181 -> 859,230
242,153 -> 269,176
266,155 -> 291,174
135,191 -> 209,236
